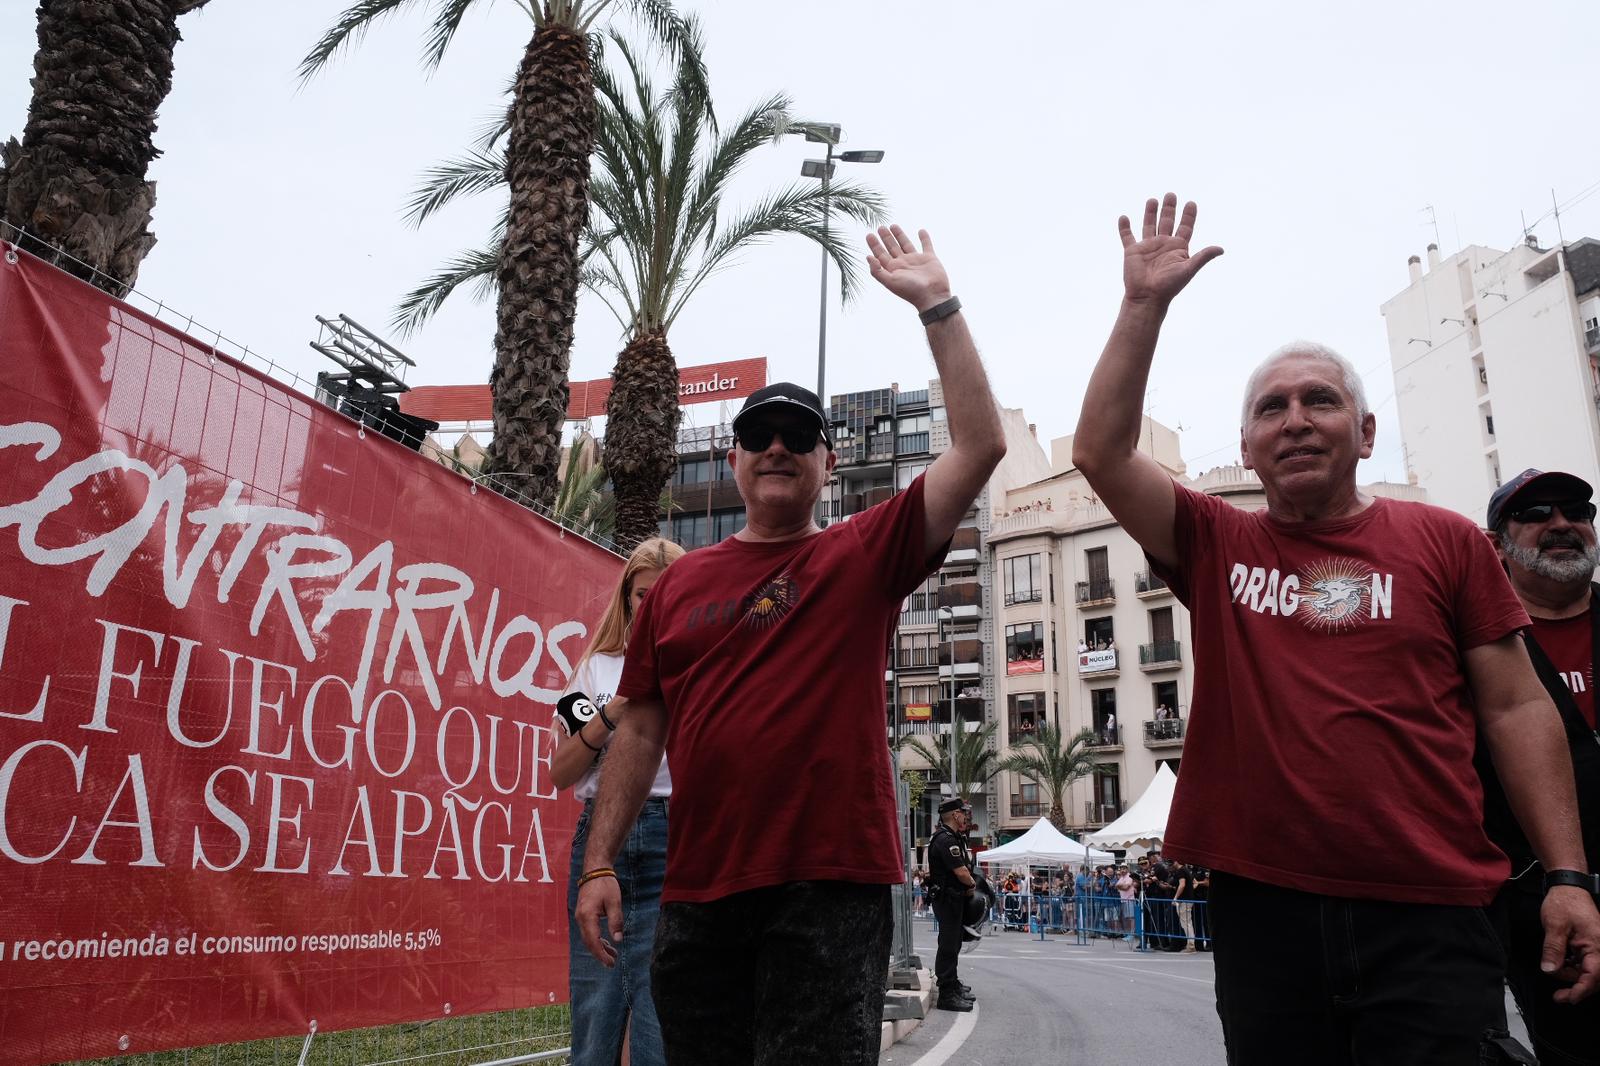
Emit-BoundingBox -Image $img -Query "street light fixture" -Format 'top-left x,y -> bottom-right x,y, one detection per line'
938,606 -> 957,803
797,123 -> 885,402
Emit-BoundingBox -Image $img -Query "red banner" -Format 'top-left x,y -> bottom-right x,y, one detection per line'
1007,658 -> 1045,675
0,248 -> 618,1064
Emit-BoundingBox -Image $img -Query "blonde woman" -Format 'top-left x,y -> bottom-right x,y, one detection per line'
552,537 -> 684,1066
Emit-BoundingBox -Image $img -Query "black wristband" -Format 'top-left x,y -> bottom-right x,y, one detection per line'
1545,869 -> 1600,895
578,726 -> 604,754
918,295 -> 961,326
597,704 -> 618,731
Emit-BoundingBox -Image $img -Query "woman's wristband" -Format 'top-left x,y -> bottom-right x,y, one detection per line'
578,867 -> 617,888
578,725 -> 604,754
597,704 -> 618,731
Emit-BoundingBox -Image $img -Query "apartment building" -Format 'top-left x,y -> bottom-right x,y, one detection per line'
988,420 -> 1427,840
1380,236 -> 1600,521
825,381 -> 1052,849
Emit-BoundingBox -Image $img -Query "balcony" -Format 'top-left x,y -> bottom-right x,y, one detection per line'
1134,569 -> 1171,598
1004,589 -> 1043,606
1143,717 -> 1186,749
1084,801 -> 1122,825
1138,640 -> 1182,670
945,525 -> 980,566
938,580 -> 982,620
896,431 -> 929,455
1087,724 -> 1122,751
1075,578 -> 1115,606
1010,799 -> 1045,818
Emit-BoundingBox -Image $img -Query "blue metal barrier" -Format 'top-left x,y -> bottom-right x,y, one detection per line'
981,892 -> 1213,951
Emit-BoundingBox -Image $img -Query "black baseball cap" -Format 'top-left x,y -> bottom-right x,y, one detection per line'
732,382 -> 832,447
1486,469 -> 1594,528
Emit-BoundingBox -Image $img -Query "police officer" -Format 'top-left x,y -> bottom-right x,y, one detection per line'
927,798 -> 979,1012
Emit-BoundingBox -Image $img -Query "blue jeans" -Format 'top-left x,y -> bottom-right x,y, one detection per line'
566,798 -> 668,1066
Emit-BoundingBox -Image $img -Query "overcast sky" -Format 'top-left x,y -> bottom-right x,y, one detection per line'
4,0 -> 1598,486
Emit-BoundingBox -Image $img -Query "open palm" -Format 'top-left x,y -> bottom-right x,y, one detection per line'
1119,193 -> 1223,304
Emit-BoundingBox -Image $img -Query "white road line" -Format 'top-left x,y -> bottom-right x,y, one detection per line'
904,1002 -> 979,1066
1071,961 -> 1214,985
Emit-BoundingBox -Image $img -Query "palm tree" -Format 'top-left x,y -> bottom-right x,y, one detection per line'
896,721 -> 1002,805
583,30 -> 886,546
301,0 -> 705,512
551,433 -> 616,539
391,30 -> 886,549
998,722 -> 1103,833
0,0 -> 214,296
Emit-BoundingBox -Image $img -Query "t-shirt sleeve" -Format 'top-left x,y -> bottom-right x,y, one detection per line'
848,472 -> 948,600
1451,520 -> 1531,650
1146,482 -> 1224,604
615,577 -> 664,702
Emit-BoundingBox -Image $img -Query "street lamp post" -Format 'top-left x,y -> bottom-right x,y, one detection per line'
799,126 -> 884,401
939,606 -> 957,802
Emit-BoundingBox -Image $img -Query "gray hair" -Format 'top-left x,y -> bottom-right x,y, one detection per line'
1240,341 -> 1370,427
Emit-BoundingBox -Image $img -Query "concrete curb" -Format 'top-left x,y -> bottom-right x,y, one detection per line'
879,969 -> 936,1053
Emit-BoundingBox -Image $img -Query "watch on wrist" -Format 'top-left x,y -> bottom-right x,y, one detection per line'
1544,869 -> 1600,896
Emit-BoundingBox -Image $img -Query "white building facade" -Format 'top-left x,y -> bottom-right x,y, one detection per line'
1380,237 -> 1600,521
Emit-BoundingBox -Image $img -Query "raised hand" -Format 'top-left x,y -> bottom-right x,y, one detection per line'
866,225 -> 952,313
1118,193 -> 1224,306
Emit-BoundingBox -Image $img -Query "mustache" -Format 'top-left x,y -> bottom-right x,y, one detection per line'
1540,532 -> 1588,551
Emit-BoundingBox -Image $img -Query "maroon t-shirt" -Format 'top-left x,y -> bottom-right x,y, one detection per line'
1157,486 -> 1529,905
1530,613 -> 1595,729
618,476 -> 945,903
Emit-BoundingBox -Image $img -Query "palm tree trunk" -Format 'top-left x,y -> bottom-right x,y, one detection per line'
0,0 -> 209,297
1049,801 -> 1068,834
481,25 -> 593,509
605,329 -> 681,551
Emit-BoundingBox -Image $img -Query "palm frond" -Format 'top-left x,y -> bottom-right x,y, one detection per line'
299,0 -> 421,80
402,148 -> 507,226
391,243 -> 500,335
420,0 -> 481,70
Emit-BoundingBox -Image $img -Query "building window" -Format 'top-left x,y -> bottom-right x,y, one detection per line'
897,414 -> 931,435
1091,688 -> 1117,742
713,508 -> 745,540
897,631 -> 938,669
674,459 -> 711,485
1005,621 -> 1044,673
1083,617 -> 1115,650
1004,554 -> 1043,605
897,459 -> 932,491
670,513 -> 711,548
1152,679 -> 1178,719
1009,691 -> 1044,736
1092,765 -> 1121,821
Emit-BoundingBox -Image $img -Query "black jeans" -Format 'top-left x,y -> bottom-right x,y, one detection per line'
649,881 -> 891,1065
932,891 -> 965,991
1494,883 -> 1600,1065
1209,872 -> 1507,1065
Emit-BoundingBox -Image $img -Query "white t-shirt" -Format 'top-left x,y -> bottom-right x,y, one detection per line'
554,651 -> 672,802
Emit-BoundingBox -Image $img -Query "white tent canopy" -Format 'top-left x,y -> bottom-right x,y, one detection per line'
1084,763 -> 1177,850
977,818 -> 1114,867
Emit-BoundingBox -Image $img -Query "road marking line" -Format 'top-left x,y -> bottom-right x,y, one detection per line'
904,1002 -> 978,1066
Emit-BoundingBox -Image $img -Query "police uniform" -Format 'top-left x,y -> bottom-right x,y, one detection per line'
927,798 -> 976,1007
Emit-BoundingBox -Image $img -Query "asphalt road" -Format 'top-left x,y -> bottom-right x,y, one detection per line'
883,920 -> 1226,1066
883,918 -> 1531,1065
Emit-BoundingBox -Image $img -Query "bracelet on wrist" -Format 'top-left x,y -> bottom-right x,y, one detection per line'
578,727 -> 604,754
578,867 -> 617,888
919,295 -> 961,326
597,704 -> 618,731
1544,869 -> 1600,896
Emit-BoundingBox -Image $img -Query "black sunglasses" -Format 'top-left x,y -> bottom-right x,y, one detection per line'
1506,500 -> 1597,525
736,423 -> 822,454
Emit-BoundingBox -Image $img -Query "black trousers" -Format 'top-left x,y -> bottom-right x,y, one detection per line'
649,881 -> 891,1066
1209,872 -> 1507,1065
932,891 -> 965,991
1495,883 -> 1600,1065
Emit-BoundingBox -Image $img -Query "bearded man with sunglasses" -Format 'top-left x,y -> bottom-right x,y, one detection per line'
1481,469 -> 1600,1065
573,224 -> 1006,1064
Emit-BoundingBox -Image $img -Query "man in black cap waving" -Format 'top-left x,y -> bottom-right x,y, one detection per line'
574,224 -> 1007,1063
1482,469 -> 1600,1064
927,797 -> 980,1011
